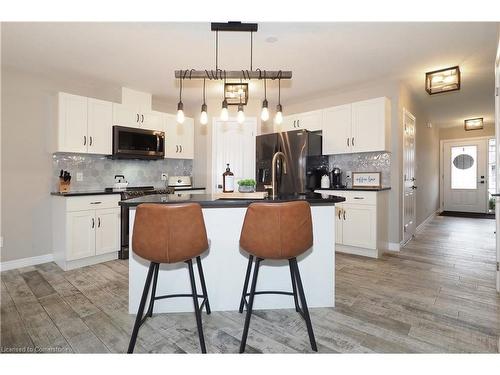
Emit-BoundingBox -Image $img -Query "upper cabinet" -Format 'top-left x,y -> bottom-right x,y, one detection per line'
112,104 -> 164,131
164,114 -> 194,159
57,93 -> 113,155
322,97 -> 391,155
276,110 -> 323,133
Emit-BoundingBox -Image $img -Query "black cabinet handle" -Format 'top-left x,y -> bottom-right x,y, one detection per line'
343,210 -> 346,220
136,113 -> 140,123
141,114 -> 144,123
293,120 -> 296,128
352,137 -> 355,147
338,209 -> 342,220
354,197 -> 364,200
98,217 -> 101,228
347,138 -> 349,147
297,120 -> 300,128
92,218 -> 95,229
90,201 -> 102,205
491,193 -> 500,196
83,136 -> 87,145
180,145 -> 183,153
176,145 -> 179,153
89,136 -> 93,146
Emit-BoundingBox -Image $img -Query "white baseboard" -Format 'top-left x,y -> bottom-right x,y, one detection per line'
416,209 -> 440,233
387,242 -> 401,252
0,253 -> 54,272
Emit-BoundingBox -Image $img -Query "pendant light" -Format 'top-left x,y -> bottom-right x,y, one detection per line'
260,74 -> 269,122
274,78 -> 283,125
220,72 -> 229,121
177,72 -> 185,124
200,78 -> 208,125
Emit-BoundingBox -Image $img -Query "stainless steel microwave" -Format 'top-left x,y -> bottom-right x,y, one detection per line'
112,126 -> 165,159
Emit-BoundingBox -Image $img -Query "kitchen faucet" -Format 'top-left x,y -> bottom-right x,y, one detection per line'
271,151 -> 287,199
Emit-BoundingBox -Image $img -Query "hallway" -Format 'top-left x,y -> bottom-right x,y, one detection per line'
1,216 -> 499,353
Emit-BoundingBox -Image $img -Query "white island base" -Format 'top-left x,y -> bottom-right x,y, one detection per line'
129,205 -> 335,314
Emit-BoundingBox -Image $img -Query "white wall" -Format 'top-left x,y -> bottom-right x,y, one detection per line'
439,123 -> 495,140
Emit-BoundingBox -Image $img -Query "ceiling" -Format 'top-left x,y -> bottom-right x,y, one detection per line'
2,22 -> 498,127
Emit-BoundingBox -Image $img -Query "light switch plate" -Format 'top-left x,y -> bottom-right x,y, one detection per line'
76,172 -> 83,182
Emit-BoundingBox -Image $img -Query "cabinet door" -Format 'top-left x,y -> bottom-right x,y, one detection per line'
95,208 -> 120,256
57,93 -> 88,153
164,114 -> 180,158
322,104 -> 352,155
179,117 -> 194,159
141,111 -> 165,131
67,211 -> 96,260
275,115 -> 296,133
296,111 -> 322,131
351,97 -> 388,153
112,103 -> 141,128
342,204 -> 377,249
87,98 -> 113,155
335,204 -> 343,245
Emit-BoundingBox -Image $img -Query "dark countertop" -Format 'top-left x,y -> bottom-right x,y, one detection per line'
315,187 -> 391,192
119,192 -> 345,208
173,187 -> 206,191
51,190 -> 122,197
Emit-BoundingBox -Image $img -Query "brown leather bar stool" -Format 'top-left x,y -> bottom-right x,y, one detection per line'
127,203 -> 211,354
238,201 -> 318,353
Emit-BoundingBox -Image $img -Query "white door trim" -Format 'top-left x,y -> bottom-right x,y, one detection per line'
402,108 -> 416,245
439,136 -> 493,212
495,47 -> 500,293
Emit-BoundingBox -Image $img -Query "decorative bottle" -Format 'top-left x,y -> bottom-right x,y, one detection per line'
223,164 -> 234,193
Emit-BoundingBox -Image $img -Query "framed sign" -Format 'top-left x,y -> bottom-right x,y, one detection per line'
352,172 -> 382,189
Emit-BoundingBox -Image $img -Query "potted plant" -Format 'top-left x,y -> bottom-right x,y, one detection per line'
238,179 -> 256,193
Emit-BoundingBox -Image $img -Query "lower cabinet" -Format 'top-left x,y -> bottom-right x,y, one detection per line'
318,189 -> 389,258
53,195 -> 120,270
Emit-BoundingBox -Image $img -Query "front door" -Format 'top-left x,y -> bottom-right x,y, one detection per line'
403,109 -> 416,244
443,139 -> 488,213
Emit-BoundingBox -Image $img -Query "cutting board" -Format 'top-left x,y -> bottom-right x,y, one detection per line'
215,191 -> 268,200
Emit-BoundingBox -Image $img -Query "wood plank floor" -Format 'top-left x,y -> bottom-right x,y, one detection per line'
1,215 -> 499,353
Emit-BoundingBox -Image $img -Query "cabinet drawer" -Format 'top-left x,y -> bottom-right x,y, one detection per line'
66,195 -> 121,212
316,190 -> 377,205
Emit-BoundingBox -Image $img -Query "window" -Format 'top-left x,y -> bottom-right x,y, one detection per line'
451,145 -> 477,190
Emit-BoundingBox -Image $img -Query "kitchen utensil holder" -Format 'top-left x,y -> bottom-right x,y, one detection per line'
59,178 -> 71,193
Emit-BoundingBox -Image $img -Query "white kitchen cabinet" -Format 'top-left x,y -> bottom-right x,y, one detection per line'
322,104 -> 352,154
53,194 -> 121,270
322,97 -> 391,155
88,98 -> 113,155
277,110 -> 323,133
57,93 -> 113,155
112,103 -> 164,131
317,189 -> 389,258
57,93 -> 88,153
351,97 -> 391,153
164,114 -> 194,159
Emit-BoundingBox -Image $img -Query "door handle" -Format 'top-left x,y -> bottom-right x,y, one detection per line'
411,185 -> 418,189
92,218 -> 95,229
83,136 -> 86,145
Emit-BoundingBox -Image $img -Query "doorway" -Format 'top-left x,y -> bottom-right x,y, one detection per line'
441,138 -> 489,213
211,118 -> 257,192
402,108 -> 416,244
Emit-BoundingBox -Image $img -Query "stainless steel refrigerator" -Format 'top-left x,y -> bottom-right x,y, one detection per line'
256,130 -> 324,194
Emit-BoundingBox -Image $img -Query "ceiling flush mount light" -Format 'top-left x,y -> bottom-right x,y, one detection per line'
174,22 -> 292,123
464,117 -> 483,131
425,66 -> 460,95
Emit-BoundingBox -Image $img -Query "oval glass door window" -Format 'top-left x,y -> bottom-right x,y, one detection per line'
451,145 -> 477,189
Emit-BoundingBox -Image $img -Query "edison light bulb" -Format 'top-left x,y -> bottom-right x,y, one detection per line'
200,104 -> 208,125
237,104 -> 245,124
176,102 -> 185,124
274,104 -> 283,125
261,99 -> 269,121
220,99 -> 229,121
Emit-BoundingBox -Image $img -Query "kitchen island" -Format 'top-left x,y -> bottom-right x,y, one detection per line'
121,192 -> 345,313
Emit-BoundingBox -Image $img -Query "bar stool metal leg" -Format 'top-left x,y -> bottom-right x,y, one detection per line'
187,259 -> 207,353
196,256 -> 211,315
128,262 -> 156,353
239,257 -> 261,353
146,263 -> 159,318
239,255 -> 254,313
290,258 -> 318,352
289,260 -> 300,312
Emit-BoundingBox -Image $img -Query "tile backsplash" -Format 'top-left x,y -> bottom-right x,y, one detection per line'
53,154 -> 193,191
328,152 -> 391,187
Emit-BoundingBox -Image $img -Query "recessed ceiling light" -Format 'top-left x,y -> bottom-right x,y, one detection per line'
266,36 -> 278,43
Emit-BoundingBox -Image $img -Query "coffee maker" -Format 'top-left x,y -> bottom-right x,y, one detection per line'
330,167 -> 344,189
